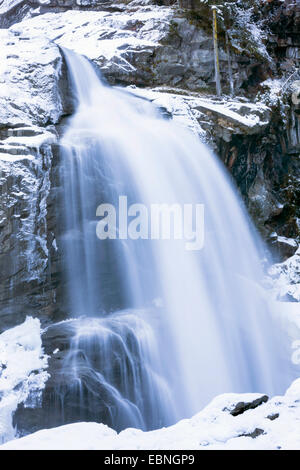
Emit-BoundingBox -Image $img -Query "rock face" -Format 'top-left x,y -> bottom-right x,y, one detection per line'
0,30 -> 64,127
7,2 -> 270,94
0,29 -> 72,331
6,1 -> 298,252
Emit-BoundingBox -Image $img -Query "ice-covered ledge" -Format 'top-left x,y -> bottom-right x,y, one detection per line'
1,377 -> 300,450
126,86 -> 271,141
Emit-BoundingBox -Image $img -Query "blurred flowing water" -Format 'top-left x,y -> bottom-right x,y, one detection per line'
57,48 -> 292,431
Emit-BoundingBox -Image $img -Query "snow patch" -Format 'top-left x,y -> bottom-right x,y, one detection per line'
0,317 -> 49,444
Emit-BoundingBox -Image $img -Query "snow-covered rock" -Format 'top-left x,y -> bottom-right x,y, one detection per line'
1,378 -> 300,449
8,4 -> 257,92
0,29 -> 64,128
0,0 -> 33,28
8,7 -> 185,88
0,26 -> 72,329
0,130 -> 58,330
0,317 -> 49,444
126,86 -> 271,143
268,248 -> 300,302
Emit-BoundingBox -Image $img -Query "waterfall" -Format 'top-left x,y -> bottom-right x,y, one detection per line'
55,48 -> 293,431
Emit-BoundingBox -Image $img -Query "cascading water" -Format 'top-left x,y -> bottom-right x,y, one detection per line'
56,48 -> 294,432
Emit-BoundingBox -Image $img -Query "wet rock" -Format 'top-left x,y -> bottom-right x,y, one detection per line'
13,314 -> 168,436
230,395 -> 269,416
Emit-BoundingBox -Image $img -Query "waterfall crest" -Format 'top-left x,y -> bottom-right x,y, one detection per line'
55,48 -> 293,431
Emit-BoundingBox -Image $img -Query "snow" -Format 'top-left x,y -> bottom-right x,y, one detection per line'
3,131 -> 56,150
9,8 -> 173,68
0,153 -> 35,162
194,99 -> 270,131
1,377 -> 300,450
125,86 -> 270,142
125,86 -> 208,139
268,248 -> 300,302
260,78 -> 284,107
276,236 -> 298,248
0,29 -> 63,128
0,317 -> 49,444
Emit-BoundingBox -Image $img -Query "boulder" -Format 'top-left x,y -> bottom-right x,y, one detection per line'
230,395 -> 269,416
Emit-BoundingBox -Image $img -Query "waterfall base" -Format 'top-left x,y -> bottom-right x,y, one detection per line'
13,311 -> 175,436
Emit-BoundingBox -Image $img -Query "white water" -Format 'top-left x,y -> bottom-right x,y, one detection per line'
59,48 -> 293,430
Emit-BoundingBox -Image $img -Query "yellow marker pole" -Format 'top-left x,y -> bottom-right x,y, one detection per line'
212,6 -> 222,97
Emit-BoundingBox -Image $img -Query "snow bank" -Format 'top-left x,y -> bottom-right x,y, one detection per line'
1,378 -> 300,450
0,317 -> 49,444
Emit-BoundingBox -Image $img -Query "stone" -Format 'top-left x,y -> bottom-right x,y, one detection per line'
269,235 -> 298,261
13,315 -> 163,436
248,169 -> 284,236
0,0 -> 32,28
239,427 -> 265,439
230,395 -> 269,416
267,412 -> 279,421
